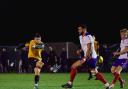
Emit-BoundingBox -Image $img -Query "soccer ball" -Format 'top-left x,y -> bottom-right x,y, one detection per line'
97,56 -> 104,64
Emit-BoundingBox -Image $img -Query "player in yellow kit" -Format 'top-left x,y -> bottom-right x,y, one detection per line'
28,33 -> 44,89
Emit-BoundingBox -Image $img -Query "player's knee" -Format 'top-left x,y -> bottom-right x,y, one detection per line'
71,60 -> 83,68
71,62 -> 77,68
36,61 -> 44,69
115,69 -> 122,74
71,64 -> 76,69
81,59 -> 86,64
36,66 -> 42,69
91,70 -> 96,75
116,66 -> 122,73
95,68 -> 98,73
111,69 -> 114,73
111,68 -> 115,73
114,71 -> 120,74
34,67 -> 38,72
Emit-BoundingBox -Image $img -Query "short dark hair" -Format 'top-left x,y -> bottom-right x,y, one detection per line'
120,28 -> 127,33
77,24 -> 87,29
35,33 -> 41,38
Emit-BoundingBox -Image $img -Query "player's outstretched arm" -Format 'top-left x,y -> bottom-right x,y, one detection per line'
113,47 -> 128,56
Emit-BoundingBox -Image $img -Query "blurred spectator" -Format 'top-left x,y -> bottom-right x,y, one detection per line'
0,51 -> 3,72
9,48 -> 21,73
48,46 -> 58,72
99,44 -> 111,72
1,48 -> 9,72
41,50 -> 49,72
20,47 -> 29,73
0,42 -> 126,73
60,48 -> 68,72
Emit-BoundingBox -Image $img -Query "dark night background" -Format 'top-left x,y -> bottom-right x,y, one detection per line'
0,1 -> 128,45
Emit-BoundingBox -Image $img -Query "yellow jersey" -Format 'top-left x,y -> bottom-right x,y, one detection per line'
28,40 -> 43,61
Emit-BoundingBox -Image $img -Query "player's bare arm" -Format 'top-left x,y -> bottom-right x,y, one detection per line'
114,46 -> 128,56
85,43 -> 91,59
76,49 -> 82,55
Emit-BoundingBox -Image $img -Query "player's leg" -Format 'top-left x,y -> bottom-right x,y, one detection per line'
95,66 -> 99,80
90,68 -> 109,87
111,65 -> 123,85
61,58 -> 86,88
108,66 -> 124,89
111,66 -> 116,74
87,58 -> 109,87
88,66 -> 99,80
112,66 -> 125,88
107,59 -> 126,89
70,59 -> 85,82
34,61 -> 44,89
88,68 -> 93,80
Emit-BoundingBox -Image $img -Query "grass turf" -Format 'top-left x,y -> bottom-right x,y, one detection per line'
0,73 -> 128,89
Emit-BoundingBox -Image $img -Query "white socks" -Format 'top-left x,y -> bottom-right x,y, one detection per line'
68,81 -> 72,85
104,83 -> 109,87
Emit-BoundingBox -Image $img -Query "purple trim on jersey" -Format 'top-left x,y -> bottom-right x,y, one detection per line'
122,61 -> 128,69
112,59 -> 127,67
85,32 -> 90,36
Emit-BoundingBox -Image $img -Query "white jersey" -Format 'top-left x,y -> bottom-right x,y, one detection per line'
118,38 -> 128,59
79,34 -> 97,58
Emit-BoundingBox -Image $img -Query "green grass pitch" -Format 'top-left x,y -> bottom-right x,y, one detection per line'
0,73 -> 127,89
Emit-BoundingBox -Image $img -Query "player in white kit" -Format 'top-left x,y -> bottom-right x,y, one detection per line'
61,24 -> 109,88
106,28 -> 128,89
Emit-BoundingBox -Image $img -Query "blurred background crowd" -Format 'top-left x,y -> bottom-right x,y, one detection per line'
0,42 -> 128,73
